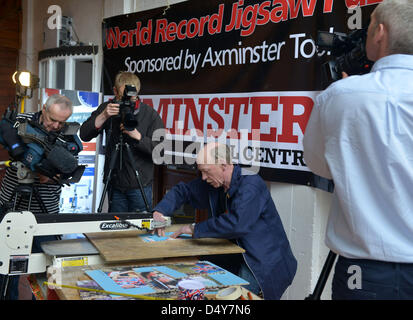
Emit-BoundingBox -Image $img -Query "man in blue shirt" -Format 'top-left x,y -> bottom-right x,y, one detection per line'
303,0 -> 413,299
152,142 -> 297,299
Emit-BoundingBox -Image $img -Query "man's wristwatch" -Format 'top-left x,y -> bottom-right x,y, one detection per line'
190,223 -> 196,233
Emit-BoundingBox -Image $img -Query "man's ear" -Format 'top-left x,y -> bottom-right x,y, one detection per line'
375,23 -> 390,55
375,23 -> 386,43
113,86 -> 119,97
221,163 -> 230,171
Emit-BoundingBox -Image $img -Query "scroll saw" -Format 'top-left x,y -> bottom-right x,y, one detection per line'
0,211 -> 171,275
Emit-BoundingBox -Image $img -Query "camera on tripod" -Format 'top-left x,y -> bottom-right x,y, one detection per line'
113,84 -> 138,131
316,28 -> 374,83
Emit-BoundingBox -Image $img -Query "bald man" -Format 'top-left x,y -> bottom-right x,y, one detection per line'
152,143 -> 297,300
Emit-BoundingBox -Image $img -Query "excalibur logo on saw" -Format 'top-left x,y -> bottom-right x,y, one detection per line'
100,222 -> 130,230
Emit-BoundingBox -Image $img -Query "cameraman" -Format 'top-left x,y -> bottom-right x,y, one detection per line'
0,94 -> 73,215
0,94 -> 73,299
303,0 -> 413,299
80,71 -> 165,213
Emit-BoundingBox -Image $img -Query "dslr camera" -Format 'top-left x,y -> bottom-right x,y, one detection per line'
114,84 -> 138,131
316,28 -> 374,84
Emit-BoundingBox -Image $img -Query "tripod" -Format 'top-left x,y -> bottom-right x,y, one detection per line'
0,162 -> 49,300
98,133 -> 150,213
0,272 -> 16,300
8,162 -> 48,214
305,250 -> 337,300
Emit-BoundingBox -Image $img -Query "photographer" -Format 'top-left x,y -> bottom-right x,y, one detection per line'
303,0 -> 413,299
80,71 -> 165,213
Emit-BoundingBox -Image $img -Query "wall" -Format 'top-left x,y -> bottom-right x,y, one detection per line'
20,0 -> 104,112
0,0 -> 22,164
19,0 -> 334,300
271,182 -> 333,299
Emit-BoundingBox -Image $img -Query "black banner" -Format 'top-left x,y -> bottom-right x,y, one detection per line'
102,0 -> 379,189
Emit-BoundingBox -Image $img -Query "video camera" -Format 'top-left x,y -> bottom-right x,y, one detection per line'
113,84 -> 138,131
0,108 -> 85,185
316,28 -> 374,83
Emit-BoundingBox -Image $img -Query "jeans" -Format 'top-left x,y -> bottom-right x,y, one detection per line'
332,255 -> 413,300
239,260 -> 261,296
109,185 -> 153,213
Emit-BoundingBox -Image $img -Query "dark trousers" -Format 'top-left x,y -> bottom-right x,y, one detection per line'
109,185 -> 152,213
0,275 -> 19,300
332,255 -> 413,300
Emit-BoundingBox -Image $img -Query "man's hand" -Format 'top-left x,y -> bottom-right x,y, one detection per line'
151,211 -> 167,237
95,103 -> 119,128
170,224 -> 194,239
120,124 -> 142,140
38,174 -> 55,184
103,103 -> 120,118
342,71 -> 349,79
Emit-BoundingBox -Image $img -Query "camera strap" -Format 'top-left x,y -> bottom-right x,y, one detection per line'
133,100 -> 140,115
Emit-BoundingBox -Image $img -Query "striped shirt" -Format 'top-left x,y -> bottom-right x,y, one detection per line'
0,112 -> 61,214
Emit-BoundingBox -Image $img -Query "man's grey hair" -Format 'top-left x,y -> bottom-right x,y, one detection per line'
208,143 -> 232,164
374,0 -> 413,55
44,94 -> 73,112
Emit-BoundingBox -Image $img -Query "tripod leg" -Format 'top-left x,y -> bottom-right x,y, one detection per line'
0,275 -> 15,300
0,275 -> 9,300
97,169 -> 113,213
31,186 -> 49,214
28,190 -> 33,211
11,186 -> 27,212
123,142 -> 151,212
12,184 -> 49,214
97,144 -> 120,213
305,250 -> 337,300
13,192 -> 19,211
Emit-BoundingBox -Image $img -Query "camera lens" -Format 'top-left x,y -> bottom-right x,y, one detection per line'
123,113 -> 138,131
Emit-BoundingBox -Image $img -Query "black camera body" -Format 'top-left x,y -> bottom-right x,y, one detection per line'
316,28 -> 374,83
113,84 -> 138,131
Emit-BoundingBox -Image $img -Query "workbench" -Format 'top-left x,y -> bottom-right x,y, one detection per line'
86,225 -> 245,263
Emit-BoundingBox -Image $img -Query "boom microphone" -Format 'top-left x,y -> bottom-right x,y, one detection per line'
47,145 -> 78,174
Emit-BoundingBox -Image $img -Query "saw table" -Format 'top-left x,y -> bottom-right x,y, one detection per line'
0,211 -> 244,299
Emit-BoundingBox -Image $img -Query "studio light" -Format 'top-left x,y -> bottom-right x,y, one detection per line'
12,71 -> 39,89
12,71 -> 40,113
